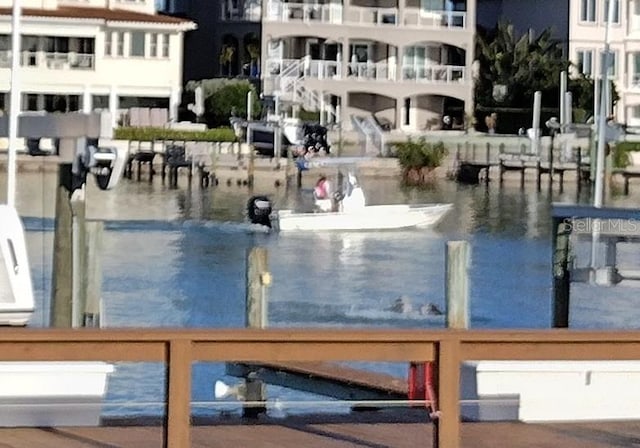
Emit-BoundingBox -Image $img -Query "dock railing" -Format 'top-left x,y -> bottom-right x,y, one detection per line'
3,328 -> 640,448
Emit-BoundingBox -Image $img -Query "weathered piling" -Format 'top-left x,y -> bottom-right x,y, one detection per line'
244,247 -> 271,417
551,217 -> 571,328
445,241 -> 470,330
51,164 -> 75,328
83,221 -> 103,327
51,163 -> 104,328
246,247 -> 270,329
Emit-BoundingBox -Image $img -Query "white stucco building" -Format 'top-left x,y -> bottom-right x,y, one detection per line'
260,0 -> 476,131
0,0 -> 195,127
570,0 -> 640,126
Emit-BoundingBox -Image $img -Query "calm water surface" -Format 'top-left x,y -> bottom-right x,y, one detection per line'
5,168 -> 640,417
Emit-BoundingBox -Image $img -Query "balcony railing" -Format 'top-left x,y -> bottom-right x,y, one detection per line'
0,51 -> 95,70
402,64 -> 465,83
265,1 -> 467,29
404,9 -> 466,28
347,61 -> 393,81
308,59 -> 341,79
266,57 -> 466,84
266,1 -> 342,23
220,3 -> 262,21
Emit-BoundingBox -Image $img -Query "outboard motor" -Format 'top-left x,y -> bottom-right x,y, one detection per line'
247,196 -> 273,228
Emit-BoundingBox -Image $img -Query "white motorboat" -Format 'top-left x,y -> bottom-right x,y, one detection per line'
0,204 -> 35,325
247,170 -> 452,232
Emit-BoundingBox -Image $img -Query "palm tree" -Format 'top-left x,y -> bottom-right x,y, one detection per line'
219,45 -> 236,77
474,21 -> 569,109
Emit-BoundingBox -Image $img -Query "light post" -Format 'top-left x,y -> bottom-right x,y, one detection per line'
7,0 -> 22,207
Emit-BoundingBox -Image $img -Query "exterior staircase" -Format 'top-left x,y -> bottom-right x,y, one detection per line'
272,57 -> 338,124
351,114 -> 388,156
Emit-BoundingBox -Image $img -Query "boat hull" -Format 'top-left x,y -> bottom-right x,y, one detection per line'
274,203 -> 452,231
0,205 -> 35,326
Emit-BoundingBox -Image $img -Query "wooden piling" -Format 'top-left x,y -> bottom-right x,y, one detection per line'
70,187 -> 87,329
51,164 -> 74,328
244,247 -> 270,417
247,148 -> 255,188
520,144 -> 527,188
484,143 -> 491,185
84,221 -> 103,327
445,241 -> 470,330
552,217 -> 571,328
246,247 -> 270,329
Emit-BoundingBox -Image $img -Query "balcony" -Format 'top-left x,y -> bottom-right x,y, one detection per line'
220,3 -> 262,21
266,57 -> 466,84
265,1 -> 467,29
266,1 -> 342,24
402,64 -> 465,83
0,51 -> 95,70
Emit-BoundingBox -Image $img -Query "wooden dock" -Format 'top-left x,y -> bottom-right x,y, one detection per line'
452,142 -> 593,191
2,416 -> 640,448
612,167 -> 640,194
226,361 -> 408,401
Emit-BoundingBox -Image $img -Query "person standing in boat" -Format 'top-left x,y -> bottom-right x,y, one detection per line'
313,175 -> 334,212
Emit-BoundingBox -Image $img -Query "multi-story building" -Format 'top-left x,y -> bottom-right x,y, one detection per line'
261,0 -> 476,131
163,0 -> 261,82
477,0 -> 569,45
569,0 -> 633,125
167,0 -> 475,131
0,0 -> 195,127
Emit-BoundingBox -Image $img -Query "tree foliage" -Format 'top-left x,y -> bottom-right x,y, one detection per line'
475,21 -> 620,125
475,22 -> 569,108
185,78 -> 260,128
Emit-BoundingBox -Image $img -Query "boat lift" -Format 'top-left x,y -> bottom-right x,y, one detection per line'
0,111 -> 125,327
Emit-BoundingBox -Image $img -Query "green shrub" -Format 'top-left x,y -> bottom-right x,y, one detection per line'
611,141 -> 640,168
394,138 -> 448,171
114,127 -> 237,142
298,109 -> 320,122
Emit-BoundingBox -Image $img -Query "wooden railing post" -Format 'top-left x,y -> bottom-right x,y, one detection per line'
164,339 -> 192,448
436,338 -> 461,448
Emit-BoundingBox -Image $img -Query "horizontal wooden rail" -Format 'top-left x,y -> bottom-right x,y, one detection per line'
1,328 -> 640,448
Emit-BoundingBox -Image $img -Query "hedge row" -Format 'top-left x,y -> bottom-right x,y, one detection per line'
114,127 -> 237,142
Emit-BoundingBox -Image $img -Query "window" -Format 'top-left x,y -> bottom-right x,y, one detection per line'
161,34 -> 170,58
603,0 -> 620,23
600,49 -> 618,78
130,32 -> 145,57
76,38 -> 94,54
116,32 -> 124,56
92,95 -> 109,110
46,37 -> 69,53
44,94 -> 80,112
403,98 -> 410,126
421,0 -> 444,12
631,53 -> 640,87
105,32 -> 112,56
580,0 -> 596,22
150,33 -> 158,57
26,94 -> 38,111
576,50 -> 594,76
350,43 -> 370,63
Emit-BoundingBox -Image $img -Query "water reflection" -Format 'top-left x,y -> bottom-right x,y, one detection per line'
7,168 -> 640,417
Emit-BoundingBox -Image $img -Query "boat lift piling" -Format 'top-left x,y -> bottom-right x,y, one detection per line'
242,247 -> 270,417
4,112 -> 113,329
